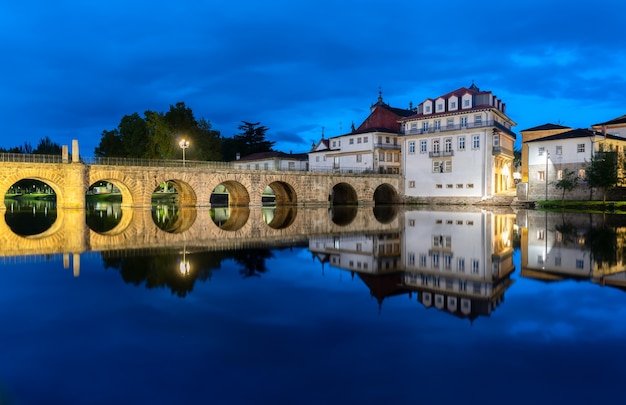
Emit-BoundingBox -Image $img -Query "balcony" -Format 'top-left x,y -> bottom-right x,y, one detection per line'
404,120 -> 516,137
428,150 -> 454,158
492,146 -> 513,157
374,143 -> 401,150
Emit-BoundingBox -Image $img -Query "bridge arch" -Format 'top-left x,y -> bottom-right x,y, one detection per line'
155,178 -> 197,207
267,180 -> 298,205
330,182 -> 358,205
0,171 -> 64,208
373,183 -> 400,205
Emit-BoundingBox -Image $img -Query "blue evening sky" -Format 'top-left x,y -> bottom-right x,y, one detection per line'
1,0 -> 624,157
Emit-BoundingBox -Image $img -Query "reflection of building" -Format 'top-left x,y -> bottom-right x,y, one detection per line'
401,210 -> 515,320
518,210 -> 626,289
309,233 -> 402,275
309,210 -> 516,321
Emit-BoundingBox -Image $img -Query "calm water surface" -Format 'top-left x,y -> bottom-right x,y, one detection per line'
1,203 -> 625,405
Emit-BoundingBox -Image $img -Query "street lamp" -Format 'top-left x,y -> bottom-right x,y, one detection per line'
179,139 -> 189,165
545,151 -> 550,201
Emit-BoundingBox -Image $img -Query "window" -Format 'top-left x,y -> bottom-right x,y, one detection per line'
410,123 -> 417,132
363,136 -> 368,143
464,99 -> 470,107
578,169 -> 586,179
444,138 -> 452,153
437,103 -> 443,111
576,259 -> 584,269
557,169 -> 563,180
458,136 -> 466,150
288,162 -> 295,170
385,136 -> 390,143
433,160 -> 451,173
408,254 -> 415,266
423,122 -> 429,132
493,134 -> 499,146
556,145 -> 562,155
467,184 -> 474,189
357,137 -> 362,144
447,118 -> 454,128
456,184 -> 463,188
472,135 -> 480,149
378,136 -> 382,143
409,141 -> 415,154
472,260 -> 480,273
332,141 -> 336,147
425,105 -> 431,113
316,156 -> 320,162
461,117 -> 467,127
577,143 -> 585,153
408,219 -> 415,226
265,163 -> 270,170
451,101 -> 456,109
537,230 -> 545,240
458,258 -> 465,273
538,147 -> 545,156
386,152 -> 392,162
474,115 -> 482,125
432,139 -> 440,153
555,256 -> 562,266
408,180 -> 415,188
420,254 -> 427,267
356,154 -> 362,163
349,138 -> 354,144
420,140 -> 427,153
444,254 -> 452,269
538,171 -> 545,181
379,152 -> 385,161
435,120 -> 441,130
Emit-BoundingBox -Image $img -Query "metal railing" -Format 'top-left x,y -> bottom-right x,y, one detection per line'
84,156 -> 234,169
404,120 -> 515,136
1,153 -> 402,176
0,153 -> 64,163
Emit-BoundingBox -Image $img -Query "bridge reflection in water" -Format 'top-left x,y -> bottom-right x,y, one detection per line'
2,205 -> 626,319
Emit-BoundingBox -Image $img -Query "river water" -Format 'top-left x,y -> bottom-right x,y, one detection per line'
1,202 -> 625,405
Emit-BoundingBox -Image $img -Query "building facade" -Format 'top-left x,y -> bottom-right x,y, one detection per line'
309,92 -> 413,174
399,83 -> 517,202
524,128 -> 626,201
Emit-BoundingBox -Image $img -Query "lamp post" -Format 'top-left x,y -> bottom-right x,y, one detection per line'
545,151 -> 550,201
179,139 -> 189,166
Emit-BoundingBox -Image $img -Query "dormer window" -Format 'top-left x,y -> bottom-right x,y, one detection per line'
464,99 -> 470,107
450,101 -> 456,109
437,103 -> 443,111
425,105 -> 431,113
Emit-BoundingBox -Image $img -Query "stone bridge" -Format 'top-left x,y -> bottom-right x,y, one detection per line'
0,149 -> 402,209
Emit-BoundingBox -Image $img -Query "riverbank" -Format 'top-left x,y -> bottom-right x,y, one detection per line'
536,200 -> 626,214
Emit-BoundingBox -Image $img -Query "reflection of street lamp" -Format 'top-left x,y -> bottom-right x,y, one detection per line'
179,139 -> 189,165
179,248 -> 190,276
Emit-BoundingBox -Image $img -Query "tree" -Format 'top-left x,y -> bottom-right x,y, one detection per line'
224,121 -> 274,160
33,136 -> 62,154
585,151 -> 618,204
95,129 -> 124,157
553,167 -> 578,205
145,110 -> 174,159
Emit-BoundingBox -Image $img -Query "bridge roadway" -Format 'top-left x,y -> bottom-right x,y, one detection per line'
0,206 -> 402,264
0,151 -> 403,209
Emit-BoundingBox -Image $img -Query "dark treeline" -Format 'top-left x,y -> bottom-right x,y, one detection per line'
94,102 -> 275,161
1,102 -> 275,162
0,136 -> 62,155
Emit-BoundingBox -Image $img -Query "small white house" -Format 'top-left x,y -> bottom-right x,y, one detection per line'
524,128 -> 626,201
233,151 -> 309,171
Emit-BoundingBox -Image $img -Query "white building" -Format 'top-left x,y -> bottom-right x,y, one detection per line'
233,151 -> 309,171
400,83 -> 517,202
309,92 -> 413,174
524,128 -> 626,201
